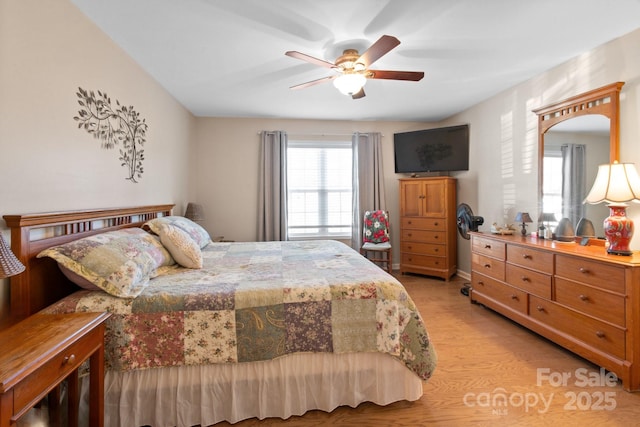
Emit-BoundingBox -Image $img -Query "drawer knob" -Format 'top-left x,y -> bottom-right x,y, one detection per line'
579,294 -> 589,301
484,264 -> 491,269
63,354 -> 76,366
434,222 -> 439,226
579,267 -> 590,274
521,276 -> 530,282
536,305 -> 545,312
511,294 -> 518,300
477,281 -> 484,286
434,248 -> 439,252
434,235 -> 439,240
484,244 -> 491,249
522,254 -> 532,259
596,331 -> 605,338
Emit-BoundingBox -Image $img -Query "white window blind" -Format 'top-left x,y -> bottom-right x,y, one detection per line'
287,140 -> 353,239
543,150 -> 562,226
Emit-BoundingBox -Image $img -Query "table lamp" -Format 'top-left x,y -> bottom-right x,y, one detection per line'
584,161 -> 640,255
184,202 -> 204,223
514,212 -> 533,236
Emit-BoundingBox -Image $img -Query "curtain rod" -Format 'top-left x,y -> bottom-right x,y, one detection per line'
258,132 -> 384,137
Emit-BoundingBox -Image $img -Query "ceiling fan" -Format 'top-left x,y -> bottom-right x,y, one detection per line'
285,35 -> 424,99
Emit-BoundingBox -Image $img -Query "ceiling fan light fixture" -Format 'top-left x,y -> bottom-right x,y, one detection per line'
333,73 -> 366,96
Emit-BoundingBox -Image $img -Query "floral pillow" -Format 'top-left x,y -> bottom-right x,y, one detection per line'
363,210 -> 390,243
144,216 -> 212,249
155,223 -> 203,268
37,228 -> 174,298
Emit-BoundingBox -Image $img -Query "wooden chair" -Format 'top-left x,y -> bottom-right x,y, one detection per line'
360,210 -> 392,273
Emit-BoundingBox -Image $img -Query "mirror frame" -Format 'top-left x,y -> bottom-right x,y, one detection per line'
533,81 -> 624,219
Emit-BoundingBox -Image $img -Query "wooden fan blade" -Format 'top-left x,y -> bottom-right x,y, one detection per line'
357,35 -> 400,68
285,51 -> 336,69
368,70 -> 424,81
351,88 -> 366,99
290,75 -> 336,90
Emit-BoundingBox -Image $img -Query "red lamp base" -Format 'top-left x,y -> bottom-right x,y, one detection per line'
604,204 -> 634,256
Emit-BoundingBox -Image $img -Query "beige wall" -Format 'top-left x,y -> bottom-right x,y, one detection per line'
194,27 -> 640,278
445,27 -> 640,275
193,118 -> 438,248
0,0 -> 196,317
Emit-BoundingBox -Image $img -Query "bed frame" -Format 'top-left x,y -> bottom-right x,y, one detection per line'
2,204 -> 174,326
2,204 -> 427,426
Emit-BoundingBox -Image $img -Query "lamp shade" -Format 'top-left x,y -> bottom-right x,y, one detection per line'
0,234 -> 25,279
514,212 -> 532,223
184,203 -> 204,222
584,162 -> 640,204
539,212 -> 557,223
333,74 -> 366,96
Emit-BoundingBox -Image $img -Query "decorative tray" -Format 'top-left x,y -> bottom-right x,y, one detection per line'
492,229 -> 515,235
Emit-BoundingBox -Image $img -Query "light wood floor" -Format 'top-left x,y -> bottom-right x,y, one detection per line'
219,272 -> 640,427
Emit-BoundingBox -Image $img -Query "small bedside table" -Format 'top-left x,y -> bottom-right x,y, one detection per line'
0,311 -> 110,427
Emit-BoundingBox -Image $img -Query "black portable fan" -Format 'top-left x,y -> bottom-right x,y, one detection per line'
456,203 -> 484,240
457,203 -> 484,297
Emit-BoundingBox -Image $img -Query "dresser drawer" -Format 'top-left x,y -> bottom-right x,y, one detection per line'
13,325 -> 99,413
401,229 -> 446,244
529,295 -> 625,359
402,253 -> 446,269
401,242 -> 445,256
507,245 -> 553,274
472,236 -> 506,260
554,277 -> 625,326
472,253 -> 505,281
402,217 -> 446,231
555,254 -> 625,294
506,264 -> 552,299
472,272 -> 527,314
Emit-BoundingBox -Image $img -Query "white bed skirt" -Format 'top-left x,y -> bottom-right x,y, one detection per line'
101,352 -> 424,427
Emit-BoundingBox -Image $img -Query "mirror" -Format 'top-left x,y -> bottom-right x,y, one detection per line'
534,82 -> 624,237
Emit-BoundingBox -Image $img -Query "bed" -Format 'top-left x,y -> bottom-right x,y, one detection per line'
3,205 -> 437,427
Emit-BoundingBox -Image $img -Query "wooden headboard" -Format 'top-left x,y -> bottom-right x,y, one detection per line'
2,204 -> 174,326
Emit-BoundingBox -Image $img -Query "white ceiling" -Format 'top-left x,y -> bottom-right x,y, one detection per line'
70,0 -> 640,122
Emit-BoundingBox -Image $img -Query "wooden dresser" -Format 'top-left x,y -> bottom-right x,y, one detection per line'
399,177 -> 457,280
470,232 -> 640,391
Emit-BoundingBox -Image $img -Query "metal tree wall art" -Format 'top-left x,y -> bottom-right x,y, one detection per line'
73,87 -> 147,182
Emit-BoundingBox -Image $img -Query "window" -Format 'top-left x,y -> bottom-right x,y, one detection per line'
542,150 -> 562,226
286,140 -> 353,239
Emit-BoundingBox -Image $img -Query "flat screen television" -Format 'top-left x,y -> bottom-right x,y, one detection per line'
394,124 -> 469,173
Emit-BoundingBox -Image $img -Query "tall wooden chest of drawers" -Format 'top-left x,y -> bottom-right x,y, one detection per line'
470,232 -> 640,391
399,177 -> 457,280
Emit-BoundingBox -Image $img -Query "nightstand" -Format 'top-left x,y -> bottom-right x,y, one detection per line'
0,311 -> 110,427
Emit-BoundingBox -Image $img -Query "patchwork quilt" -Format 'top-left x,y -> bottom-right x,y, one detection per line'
44,240 -> 437,380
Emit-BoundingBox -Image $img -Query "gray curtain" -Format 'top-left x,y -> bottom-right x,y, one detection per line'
561,143 -> 586,228
258,131 -> 288,241
351,132 -> 387,249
